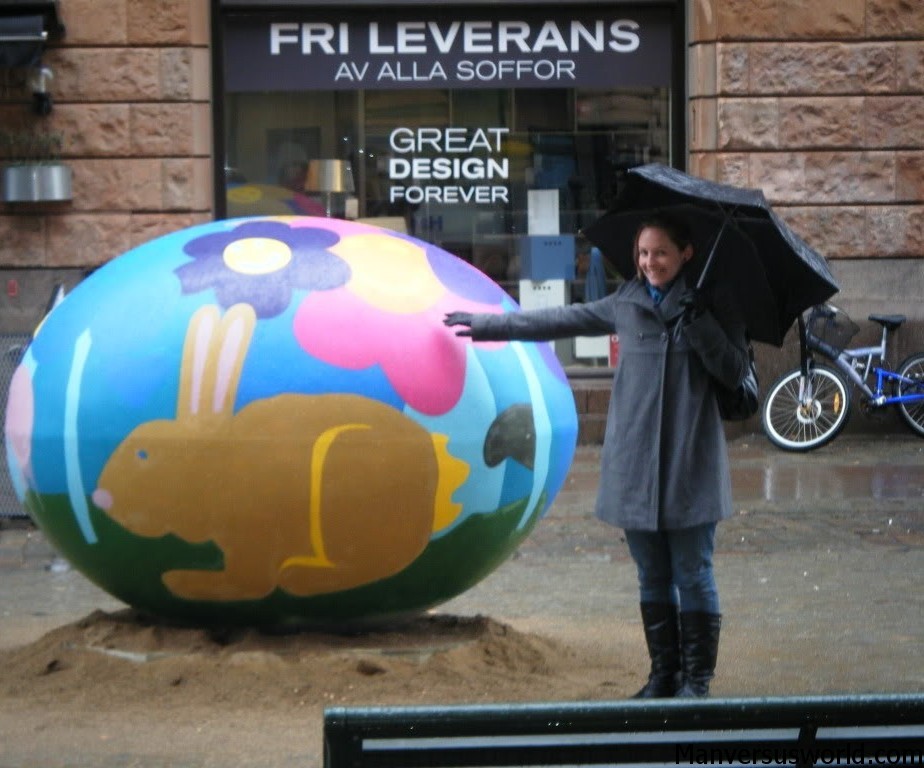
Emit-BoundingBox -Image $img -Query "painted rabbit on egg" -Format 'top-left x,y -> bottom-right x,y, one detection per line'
92,302 -> 468,602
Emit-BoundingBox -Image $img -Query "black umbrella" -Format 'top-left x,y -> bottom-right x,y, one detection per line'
581,163 -> 839,347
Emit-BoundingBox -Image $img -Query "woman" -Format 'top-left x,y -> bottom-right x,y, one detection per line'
444,213 -> 750,698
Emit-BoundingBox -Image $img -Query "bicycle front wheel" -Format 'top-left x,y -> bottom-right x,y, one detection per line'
896,352 -> 924,437
762,365 -> 851,451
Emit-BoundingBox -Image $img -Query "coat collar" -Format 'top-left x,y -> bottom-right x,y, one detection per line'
658,273 -> 693,326
624,272 -> 694,327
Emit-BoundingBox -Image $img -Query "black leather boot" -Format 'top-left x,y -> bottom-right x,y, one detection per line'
631,603 -> 681,698
676,611 -> 722,698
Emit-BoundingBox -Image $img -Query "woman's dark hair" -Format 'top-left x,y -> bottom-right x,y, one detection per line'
632,211 -> 694,279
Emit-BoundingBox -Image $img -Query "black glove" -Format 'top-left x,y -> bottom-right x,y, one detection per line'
443,311 -> 474,337
679,289 -> 708,319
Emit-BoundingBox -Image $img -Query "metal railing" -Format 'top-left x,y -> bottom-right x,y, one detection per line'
324,694 -> 924,768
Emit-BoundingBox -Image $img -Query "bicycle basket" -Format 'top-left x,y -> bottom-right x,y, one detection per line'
807,305 -> 859,352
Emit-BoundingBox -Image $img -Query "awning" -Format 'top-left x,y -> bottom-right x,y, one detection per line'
0,0 -> 64,69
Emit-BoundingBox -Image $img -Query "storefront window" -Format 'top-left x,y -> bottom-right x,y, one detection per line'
218,5 -> 678,301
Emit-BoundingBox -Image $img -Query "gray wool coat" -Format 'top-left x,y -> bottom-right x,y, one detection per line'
470,272 -> 750,532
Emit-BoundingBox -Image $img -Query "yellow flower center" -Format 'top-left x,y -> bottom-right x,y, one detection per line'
223,237 -> 292,275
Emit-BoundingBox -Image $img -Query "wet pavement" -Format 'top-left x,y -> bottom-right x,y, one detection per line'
1,431 -> 923,695
441,432 -> 924,695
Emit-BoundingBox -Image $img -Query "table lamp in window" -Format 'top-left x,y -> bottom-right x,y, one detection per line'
305,159 -> 355,218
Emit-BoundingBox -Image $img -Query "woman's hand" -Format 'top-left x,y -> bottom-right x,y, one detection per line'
443,311 -> 474,337
679,288 -> 708,319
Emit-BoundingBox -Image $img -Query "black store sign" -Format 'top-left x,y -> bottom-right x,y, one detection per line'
223,8 -> 672,91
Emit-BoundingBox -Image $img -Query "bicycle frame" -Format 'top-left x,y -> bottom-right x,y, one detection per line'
799,313 -> 924,409
764,306 -> 924,450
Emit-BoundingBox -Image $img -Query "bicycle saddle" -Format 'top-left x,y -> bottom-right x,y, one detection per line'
868,314 -> 905,330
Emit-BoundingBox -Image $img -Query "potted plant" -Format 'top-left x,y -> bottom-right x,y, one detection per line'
1,129 -> 73,203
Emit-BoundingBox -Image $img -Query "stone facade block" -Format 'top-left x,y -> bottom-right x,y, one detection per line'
781,205 -> 923,259
863,97 -> 924,147
748,153 -> 807,202
161,48 -> 212,101
690,98 -> 718,151
712,154 -> 752,187
866,206 -> 924,257
750,152 -> 897,206
782,206 -> 869,258
54,105 -> 132,156
897,152 -> 924,201
717,99 -> 779,150
714,0 -> 780,40
163,158 -> 213,210
778,97 -> 865,148
687,153 -> 714,180
59,0 -> 127,45
127,0 -> 201,45
130,104 -> 198,156
191,103 -> 213,156
690,0 -> 717,44
161,48 -> 192,102
688,152 -> 752,187
130,213 -> 211,249
45,214 -> 133,267
897,42 -> 924,90
188,48 -> 213,102
68,159 -> 162,211
687,153 -> 715,181
716,44 -> 749,95
0,217 -> 46,266
47,48 -> 162,103
65,159 -> 213,213
750,43 -> 897,94
803,152 -> 896,204
778,0 -> 864,38
688,43 -> 717,98
867,0 -> 924,37
191,0 -> 211,46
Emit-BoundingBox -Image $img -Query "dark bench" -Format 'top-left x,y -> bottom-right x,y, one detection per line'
324,694 -> 924,767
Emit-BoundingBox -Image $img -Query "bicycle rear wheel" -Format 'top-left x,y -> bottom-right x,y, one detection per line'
762,364 -> 851,451
896,352 -> 924,437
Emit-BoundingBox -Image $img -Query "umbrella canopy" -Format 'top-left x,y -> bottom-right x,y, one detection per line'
581,164 -> 839,347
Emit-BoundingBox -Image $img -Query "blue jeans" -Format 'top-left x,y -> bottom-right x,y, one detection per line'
624,523 -> 720,614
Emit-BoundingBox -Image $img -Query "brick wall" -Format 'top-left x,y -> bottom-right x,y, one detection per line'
0,0 -> 212,270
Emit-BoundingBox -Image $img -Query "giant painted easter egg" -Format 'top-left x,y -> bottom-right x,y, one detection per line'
4,217 -> 578,626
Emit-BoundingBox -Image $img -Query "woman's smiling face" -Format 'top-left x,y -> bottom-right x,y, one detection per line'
635,225 -> 692,289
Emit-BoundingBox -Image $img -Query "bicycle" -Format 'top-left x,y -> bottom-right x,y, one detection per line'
761,303 -> 924,451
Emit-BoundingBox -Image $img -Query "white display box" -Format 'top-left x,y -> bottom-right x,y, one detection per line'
518,279 -> 568,311
574,335 -> 610,359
